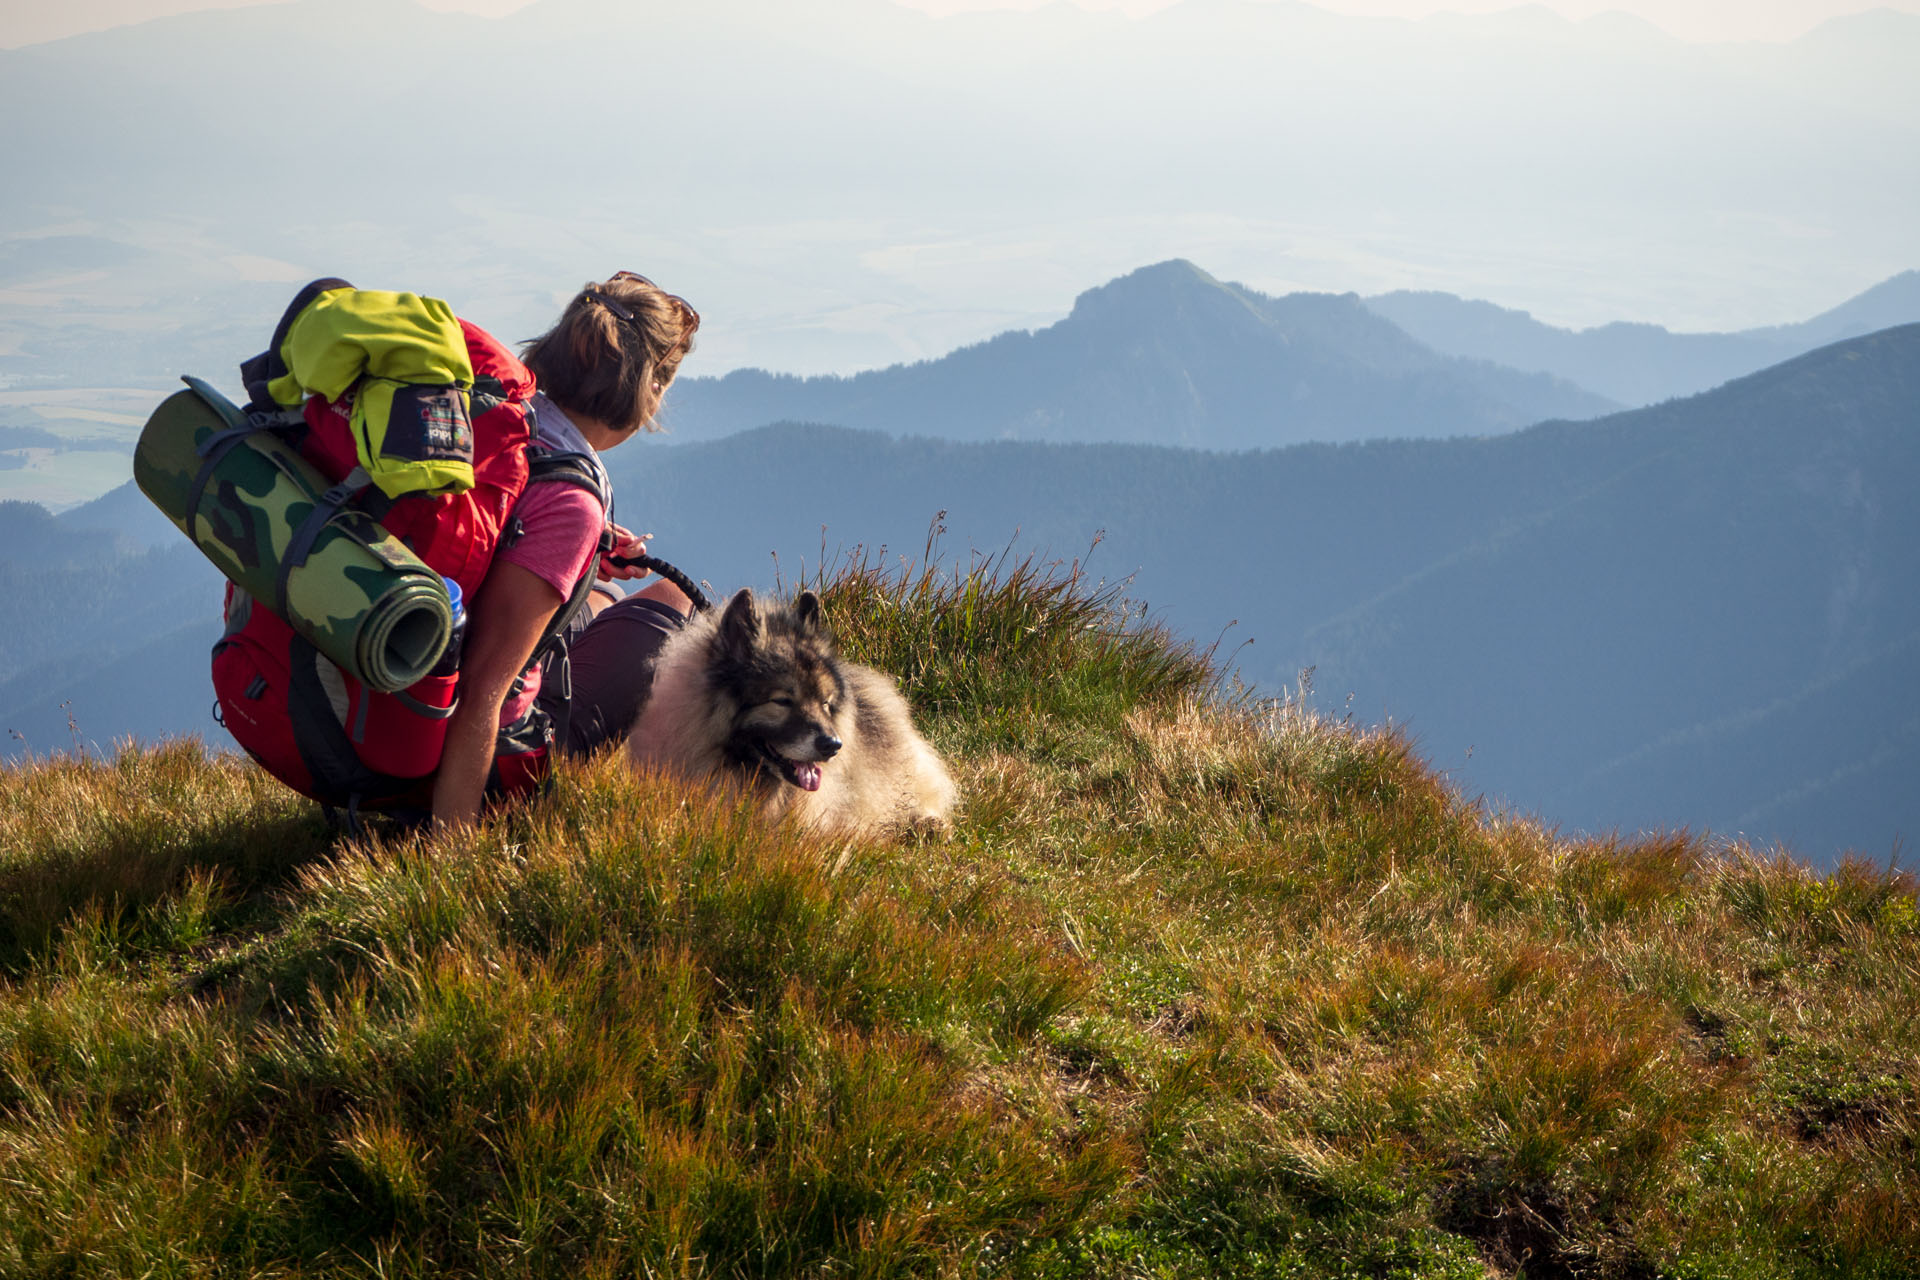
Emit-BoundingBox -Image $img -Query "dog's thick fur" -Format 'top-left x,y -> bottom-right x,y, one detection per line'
625,589 -> 957,835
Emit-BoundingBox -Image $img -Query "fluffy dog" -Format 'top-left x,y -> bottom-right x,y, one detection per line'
625,588 -> 957,835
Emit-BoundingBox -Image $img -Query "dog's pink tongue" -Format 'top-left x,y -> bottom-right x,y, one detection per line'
796,762 -> 823,792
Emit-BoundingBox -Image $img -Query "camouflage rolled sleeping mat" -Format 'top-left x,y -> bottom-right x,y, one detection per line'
133,379 -> 454,693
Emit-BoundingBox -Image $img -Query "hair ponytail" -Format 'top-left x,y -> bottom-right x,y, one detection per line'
523,273 -> 699,434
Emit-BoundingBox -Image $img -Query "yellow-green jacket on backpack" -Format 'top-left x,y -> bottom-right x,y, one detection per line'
263,283 -> 477,499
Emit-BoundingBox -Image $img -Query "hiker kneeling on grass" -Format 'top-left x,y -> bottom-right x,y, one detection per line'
154,272 -> 703,830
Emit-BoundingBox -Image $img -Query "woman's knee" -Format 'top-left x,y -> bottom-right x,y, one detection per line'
635,577 -> 694,618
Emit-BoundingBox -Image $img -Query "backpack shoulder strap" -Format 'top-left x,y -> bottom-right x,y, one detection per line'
526,442 -> 612,513
493,425 -> 617,756
515,449 -> 616,662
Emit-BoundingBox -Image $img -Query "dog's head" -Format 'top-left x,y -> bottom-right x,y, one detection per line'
711,589 -> 847,792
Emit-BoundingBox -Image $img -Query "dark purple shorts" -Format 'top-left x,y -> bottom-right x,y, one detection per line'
540,594 -> 688,757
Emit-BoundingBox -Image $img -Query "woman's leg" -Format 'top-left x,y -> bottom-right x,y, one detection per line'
584,575 -> 694,621
549,584 -> 691,756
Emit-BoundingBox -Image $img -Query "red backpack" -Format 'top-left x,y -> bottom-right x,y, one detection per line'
210,279 -> 610,826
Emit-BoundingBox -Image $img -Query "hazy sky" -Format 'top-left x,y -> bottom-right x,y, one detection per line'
2,0 -> 1914,378
5,0 -> 1919,47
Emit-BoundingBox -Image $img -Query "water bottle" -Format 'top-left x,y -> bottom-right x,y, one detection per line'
430,576 -> 467,678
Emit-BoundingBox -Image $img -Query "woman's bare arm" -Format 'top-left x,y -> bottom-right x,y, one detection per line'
431,560 -> 565,830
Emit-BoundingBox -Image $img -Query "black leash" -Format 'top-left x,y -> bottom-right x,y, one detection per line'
605,553 -> 712,613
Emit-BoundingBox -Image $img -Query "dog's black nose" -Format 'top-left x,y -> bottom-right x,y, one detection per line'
815,733 -> 843,759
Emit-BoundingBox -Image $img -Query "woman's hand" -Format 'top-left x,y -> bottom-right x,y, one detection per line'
598,523 -> 653,581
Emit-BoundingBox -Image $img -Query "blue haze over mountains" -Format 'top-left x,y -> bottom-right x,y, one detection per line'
4,262 -> 1916,869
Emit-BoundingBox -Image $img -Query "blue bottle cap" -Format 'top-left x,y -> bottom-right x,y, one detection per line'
441,575 -> 464,614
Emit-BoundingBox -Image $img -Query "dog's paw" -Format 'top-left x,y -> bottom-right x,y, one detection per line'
902,811 -> 955,841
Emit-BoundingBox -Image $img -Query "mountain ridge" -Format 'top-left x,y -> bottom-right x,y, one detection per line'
662,260 -> 1619,449
1299,324 -> 1920,853
1365,269 -> 1920,405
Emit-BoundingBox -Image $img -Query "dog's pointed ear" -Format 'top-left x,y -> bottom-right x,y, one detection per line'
794,590 -> 823,635
793,590 -> 837,653
719,588 -> 761,663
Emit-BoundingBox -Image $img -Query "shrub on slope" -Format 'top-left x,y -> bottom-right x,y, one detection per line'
0,553 -> 1916,1278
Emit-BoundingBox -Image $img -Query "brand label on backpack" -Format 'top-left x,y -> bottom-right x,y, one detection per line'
384,383 -> 474,464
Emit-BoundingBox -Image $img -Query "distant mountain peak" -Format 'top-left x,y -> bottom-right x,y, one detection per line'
1064,259 -> 1276,336
1070,258 -> 1222,304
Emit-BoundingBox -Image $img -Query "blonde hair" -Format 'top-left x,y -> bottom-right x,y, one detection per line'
522,272 -> 699,433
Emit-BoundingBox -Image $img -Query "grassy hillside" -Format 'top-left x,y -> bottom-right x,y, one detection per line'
2,555 -> 1917,1278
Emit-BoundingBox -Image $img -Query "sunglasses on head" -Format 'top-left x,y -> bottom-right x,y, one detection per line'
585,271 -> 701,338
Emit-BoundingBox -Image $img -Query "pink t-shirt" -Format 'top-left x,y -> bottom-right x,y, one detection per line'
494,481 -> 604,725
